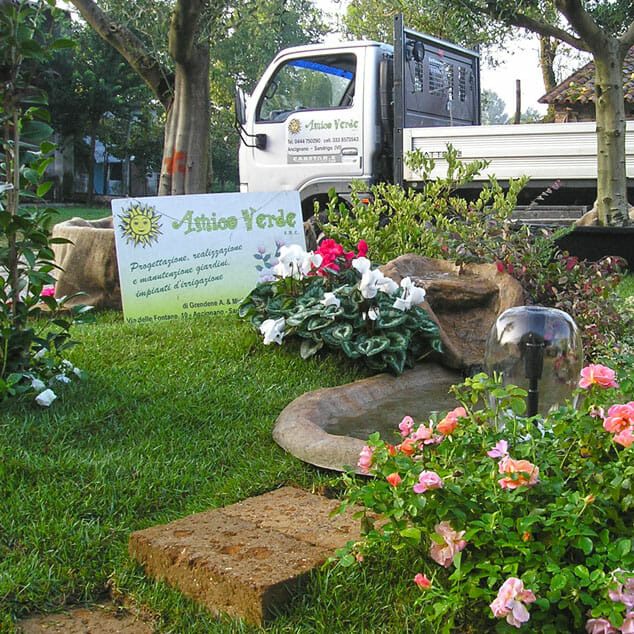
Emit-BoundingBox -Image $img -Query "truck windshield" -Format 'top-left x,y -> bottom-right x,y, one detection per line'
257,54 -> 356,122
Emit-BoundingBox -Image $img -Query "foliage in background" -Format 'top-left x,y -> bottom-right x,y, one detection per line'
320,148 -> 629,357
334,368 -> 633,632
0,0 -> 91,402
239,241 -> 442,374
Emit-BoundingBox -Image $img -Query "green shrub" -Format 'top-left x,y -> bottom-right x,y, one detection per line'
319,147 -> 628,357
334,366 -> 633,633
0,0 -> 90,402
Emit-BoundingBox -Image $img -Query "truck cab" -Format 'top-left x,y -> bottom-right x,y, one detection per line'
236,20 -> 480,218
237,41 -> 390,217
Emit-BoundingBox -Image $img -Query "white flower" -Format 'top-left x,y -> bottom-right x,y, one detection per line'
73,367 -> 82,378
377,276 -> 399,295
273,245 -> 321,279
51,374 -> 71,384
259,317 -> 286,345
34,348 -> 47,360
367,307 -> 378,321
320,292 -> 341,308
62,360 -> 74,370
31,377 -> 46,392
352,256 -> 372,274
393,277 -> 427,311
35,388 -> 57,407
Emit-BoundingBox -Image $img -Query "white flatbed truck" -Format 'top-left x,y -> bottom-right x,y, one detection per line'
235,15 -> 634,218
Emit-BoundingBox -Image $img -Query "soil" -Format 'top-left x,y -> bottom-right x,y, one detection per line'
17,603 -> 155,634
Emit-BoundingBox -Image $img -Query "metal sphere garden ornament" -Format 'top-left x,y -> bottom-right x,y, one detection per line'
484,306 -> 583,417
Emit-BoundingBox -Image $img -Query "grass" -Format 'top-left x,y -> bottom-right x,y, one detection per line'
0,206 -> 632,632
50,205 -> 112,225
2,285 -> 632,632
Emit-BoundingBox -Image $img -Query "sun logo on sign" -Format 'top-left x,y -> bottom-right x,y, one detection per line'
288,118 -> 301,135
118,203 -> 162,247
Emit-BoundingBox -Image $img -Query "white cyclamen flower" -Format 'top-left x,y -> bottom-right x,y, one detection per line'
320,292 -> 341,308
31,377 -> 46,392
35,388 -> 57,407
351,256 -> 371,274
51,374 -> 71,385
259,317 -> 286,345
273,245 -> 321,279
393,277 -> 427,311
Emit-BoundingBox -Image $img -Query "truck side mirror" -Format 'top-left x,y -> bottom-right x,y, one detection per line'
235,87 -> 247,126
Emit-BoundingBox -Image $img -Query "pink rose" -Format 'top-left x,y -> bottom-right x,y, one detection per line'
414,573 -> 431,589
603,403 -> 634,434
397,438 -> 416,457
412,423 -> 442,445
579,364 -> 619,389
614,428 -> 634,448
621,613 -> 634,634
398,415 -> 414,437
413,470 -> 444,494
429,521 -> 467,567
487,439 -> 509,459
436,407 -> 466,436
585,617 -> 618,634
357,445 -> 375,474
386,472 -> 402,487
498,457 -> 539,490
608,570 -> 634,611
490,577 -> 536,629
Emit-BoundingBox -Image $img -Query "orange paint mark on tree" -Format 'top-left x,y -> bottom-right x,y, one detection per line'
163,151 -> 188,175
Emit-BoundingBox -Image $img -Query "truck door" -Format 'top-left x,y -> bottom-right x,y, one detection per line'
242,52 -> 364,201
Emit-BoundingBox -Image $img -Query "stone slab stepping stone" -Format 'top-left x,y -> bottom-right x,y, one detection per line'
129,486 -> 361,625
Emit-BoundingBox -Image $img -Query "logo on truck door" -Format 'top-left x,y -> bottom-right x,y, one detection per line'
286,114 -> 360,165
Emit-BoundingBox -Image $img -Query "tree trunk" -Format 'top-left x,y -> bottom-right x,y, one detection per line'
593,43 -> 629,226
69,0 -> 211,196
159,45 -> 210,195
539,36 -> 557,122
87,119 -> 96,203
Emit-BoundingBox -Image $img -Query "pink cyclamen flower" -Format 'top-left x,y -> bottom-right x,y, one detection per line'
413,470 -> 444,494
414,573 -> 432,589
490,577 -> 536,629
356,240 -> 368,258
40,285 -> 55,297
579,364 -> 619,389
585,618 -> 619,634
429,521 -> 467,568
436,406 -> 466,436
487,439 -> 509,459
498,457 -> 539,490
399,415 -> 414,437
357,445 -> 375,474
603,403 -> 634,434
386,472 -> 402,487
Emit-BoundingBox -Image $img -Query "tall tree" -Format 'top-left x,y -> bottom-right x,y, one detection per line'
68,0 -> 209,195
341,0 -> 508,53
450,0 -> 634,226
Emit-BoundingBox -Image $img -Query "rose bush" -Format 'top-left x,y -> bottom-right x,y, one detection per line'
239,240 -> 442,374
333,366 -> 633,632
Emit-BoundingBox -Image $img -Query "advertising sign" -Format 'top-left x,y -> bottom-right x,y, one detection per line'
111,191 -> 304,323
286,112 -> 361,165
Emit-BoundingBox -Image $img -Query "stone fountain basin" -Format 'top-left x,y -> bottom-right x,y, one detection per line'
273,363 -> 463,474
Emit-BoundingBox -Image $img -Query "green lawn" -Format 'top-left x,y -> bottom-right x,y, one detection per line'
1,219 -> 632,631
51,205 -> 112,225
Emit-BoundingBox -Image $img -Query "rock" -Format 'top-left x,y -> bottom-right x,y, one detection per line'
52,216 -> 121,310
576,204 -> 634,226
380,256 -> 524,370
273,363 -> 464,473
128,487 -> 362,626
